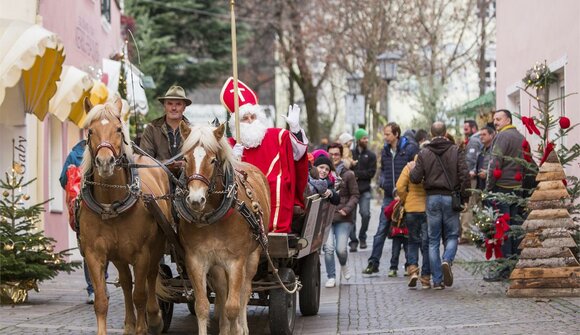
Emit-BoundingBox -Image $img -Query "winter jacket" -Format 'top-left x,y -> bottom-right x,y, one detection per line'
409,137 -> 470,202
306,167 -> 340,205
379,135 -> 418,198
140,115 -> 190,161
475,145 -> 492,190
333,162 -> 360,223
352,146 -> 377,194
465,132 -> 483,173
59,140 -> 86,189
396,160 -> 426,213
486,125 -> 524,191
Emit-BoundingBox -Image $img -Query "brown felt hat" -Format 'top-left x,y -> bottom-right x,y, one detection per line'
157,85 -> 192,106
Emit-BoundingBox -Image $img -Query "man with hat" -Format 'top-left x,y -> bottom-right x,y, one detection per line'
348,128 -> 377,252
221,78 -> 309,233
140,85 -> 191,173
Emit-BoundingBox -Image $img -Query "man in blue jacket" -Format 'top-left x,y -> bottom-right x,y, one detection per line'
362,122 -> 418,276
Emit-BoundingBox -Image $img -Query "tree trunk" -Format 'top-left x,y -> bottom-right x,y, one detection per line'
528,199 -> 572,210
520,247 -> 575,260
304,87 -> 320,144
516,257 -> 580,269
510,266 -> 580,279
523,218 -> 575,231
527,208 -> 570,220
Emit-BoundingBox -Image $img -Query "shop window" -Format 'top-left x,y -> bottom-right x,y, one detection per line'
101,0 -> 111,23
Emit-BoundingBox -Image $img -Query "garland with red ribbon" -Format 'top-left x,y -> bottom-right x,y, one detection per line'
484,213 -> 510,260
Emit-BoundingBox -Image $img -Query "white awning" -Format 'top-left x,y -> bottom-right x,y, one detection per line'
103,58 -> 149,115
49,65 -> 93,126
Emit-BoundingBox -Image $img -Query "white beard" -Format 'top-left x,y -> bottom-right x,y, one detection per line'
239,121 -> 267,148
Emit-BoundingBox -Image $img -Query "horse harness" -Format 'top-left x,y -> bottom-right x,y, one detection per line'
173,160 -> 268,250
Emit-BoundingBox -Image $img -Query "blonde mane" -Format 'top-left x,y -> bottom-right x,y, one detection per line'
181,124 -> 240,170
80,102 -> 133,175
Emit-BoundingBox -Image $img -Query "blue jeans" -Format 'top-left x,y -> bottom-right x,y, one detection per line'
323,221 -> 351,279
389,236 -> 409,270
426,195 -> 459,285
367,196 -> 393,267
492,187 -> 522,258
350,191 -> 372,243
84,261 -> 109,295
405,212 -> 430,275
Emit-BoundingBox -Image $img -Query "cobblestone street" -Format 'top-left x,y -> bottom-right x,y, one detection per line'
1,201 -> 578,334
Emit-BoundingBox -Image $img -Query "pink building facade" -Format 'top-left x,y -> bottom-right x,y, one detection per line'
38,0 -> 123,257
496,0 -> 580,178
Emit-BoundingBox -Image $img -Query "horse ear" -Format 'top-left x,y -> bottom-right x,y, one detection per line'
113,96 -> 123,115
84,97 -> 93,113
213,123 -> 225,141
179,121 -> 191,141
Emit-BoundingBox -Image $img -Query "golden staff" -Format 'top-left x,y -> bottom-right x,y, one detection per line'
230,0 -> 240,140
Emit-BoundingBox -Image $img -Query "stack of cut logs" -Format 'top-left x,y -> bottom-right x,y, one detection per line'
507,151 -> 580,297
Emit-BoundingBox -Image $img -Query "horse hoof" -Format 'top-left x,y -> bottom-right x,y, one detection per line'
148,320 -> 163,335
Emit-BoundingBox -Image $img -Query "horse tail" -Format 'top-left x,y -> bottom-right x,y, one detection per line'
155,270 -> 173,302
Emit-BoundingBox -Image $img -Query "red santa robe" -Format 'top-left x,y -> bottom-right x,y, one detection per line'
229,128 -> 309,233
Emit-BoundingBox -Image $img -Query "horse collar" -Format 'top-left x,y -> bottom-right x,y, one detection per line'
174,162 -> 236,225
80,155 -> 140,220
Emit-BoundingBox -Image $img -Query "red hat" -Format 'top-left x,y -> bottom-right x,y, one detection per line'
220,77 -> 258,113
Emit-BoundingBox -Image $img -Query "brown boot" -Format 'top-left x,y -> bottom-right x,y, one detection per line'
420,275 -> 431,289
407,265 -> 420,289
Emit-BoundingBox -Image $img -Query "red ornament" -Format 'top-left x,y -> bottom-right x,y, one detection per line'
493,167 -> 502,179
559,116 -> 571,129
522,139 -> 533,162
514,171 -> 522,182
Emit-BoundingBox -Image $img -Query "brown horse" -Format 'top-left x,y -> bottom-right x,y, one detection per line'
78,98 -> 171,335
174,122 -> 270,334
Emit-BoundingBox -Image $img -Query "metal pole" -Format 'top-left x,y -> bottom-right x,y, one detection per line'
230,0 -> 240,140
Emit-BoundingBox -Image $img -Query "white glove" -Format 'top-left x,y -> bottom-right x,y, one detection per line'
282,104 -> 301,133
232,143 -> 244,159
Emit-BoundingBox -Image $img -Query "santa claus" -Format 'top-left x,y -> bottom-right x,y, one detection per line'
221,78 -> 309,233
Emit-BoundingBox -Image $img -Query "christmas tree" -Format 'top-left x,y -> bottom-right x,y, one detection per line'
467,61 -> 580,279
0,160 -> 80,304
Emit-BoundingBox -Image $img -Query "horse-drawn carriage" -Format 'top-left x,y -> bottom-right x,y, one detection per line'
155,193 -> 335,335
78,98 -> 333,335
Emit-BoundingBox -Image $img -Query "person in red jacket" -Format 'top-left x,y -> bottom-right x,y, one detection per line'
221,79 -> 309,233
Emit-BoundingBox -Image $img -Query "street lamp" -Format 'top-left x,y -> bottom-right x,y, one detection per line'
377,51 -> 401,122
346,73 -> 363,95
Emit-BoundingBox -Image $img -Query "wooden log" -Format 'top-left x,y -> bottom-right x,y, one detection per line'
529,189 -> 570,201
507,287 -> 580,298
509,277 -> 580,289
519,235 -> 542,249
520,247 -> 575,259
540,228 -> 575,239
527,208 -> 570,220
527,199 -> 572,210
516,257 -> 580,268
541,237 -> 578,248
536,170 -> 567,181
535,180 -> 567,191
538,162 -> 565,174
509,266 -> 580,279
523,218 -> 575,231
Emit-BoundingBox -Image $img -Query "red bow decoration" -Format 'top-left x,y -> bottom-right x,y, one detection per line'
539,142 -> 555,166
559,116 -> 571,129
485,213 -> 511,260
521,116 -> 541,135
522,139 -> 533,162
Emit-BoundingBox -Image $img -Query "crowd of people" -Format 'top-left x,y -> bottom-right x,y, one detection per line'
64,81 -> 530,301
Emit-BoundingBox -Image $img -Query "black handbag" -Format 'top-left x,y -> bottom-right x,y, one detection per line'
434,154 -> 464,212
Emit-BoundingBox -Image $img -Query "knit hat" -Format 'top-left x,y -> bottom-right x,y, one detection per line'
338,132 -> 354,146
312,149 -> 329,161
354,128 -> 369,141
313,155 -> 334,170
